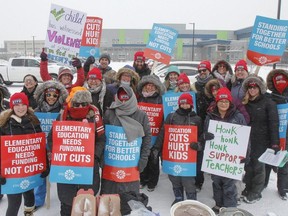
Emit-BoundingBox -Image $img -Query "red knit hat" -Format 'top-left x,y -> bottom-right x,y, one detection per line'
273,73 -> 288,94
87,67 -> 102,80
177,73 -> 190,86
235,59 -> 248,72
134,51 -> 145,62
198,60 -> 211,72
117,88 -> 130,102
216,87 -> 232,103
178,93 -> 193,106
10,92 -> 29,109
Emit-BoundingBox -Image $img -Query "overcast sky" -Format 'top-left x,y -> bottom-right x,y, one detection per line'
1,0 -> 287,47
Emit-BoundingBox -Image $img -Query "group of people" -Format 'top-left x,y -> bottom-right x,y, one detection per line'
0,49 -> 286,215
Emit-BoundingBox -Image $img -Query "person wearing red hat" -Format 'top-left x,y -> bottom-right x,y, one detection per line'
203,87 -> 248,213
0,92 -> 49,216
265,69 -> 288,200
231,59 -> 249,101
85,67 -> 114,117
175,73 -> 192,92
133,51 -> 151,79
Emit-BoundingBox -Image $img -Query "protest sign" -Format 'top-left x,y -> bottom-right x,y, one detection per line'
50,121 -> 95,184
79,16 -> 103,58
162,91 -> 196,119
102,125 -> 141,182
247,16 -> 288,66
144,24 -> 178,64
45,4 -> 87,64
34,112 -> 58,143
162,125 -> 197,176
202,120 -> 250,180
138,102 -> 163,146
1,132 -> 46,194
277,103 -> 288,150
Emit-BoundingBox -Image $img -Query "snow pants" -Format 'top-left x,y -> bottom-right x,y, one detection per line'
140,151 -> 160,189
6,189 -> 34,216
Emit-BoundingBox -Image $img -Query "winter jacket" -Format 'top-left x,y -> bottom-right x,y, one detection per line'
211,60 -> 233,90
133,62 -> 151,79
21,85 -> 38,109
231,76 -> 246,101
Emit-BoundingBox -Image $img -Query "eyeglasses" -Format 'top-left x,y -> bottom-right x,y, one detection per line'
198,69 -> 207,73
73,102 -> 89,107
45,93 -> 59,98
218,64 -> 226,68
248,86 -> 258,90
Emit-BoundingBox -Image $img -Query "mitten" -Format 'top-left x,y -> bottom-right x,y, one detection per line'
0,175 -> 6,185
40,169 -> 50,178
86,56 -> 95,65
72,57 -> 82,69
200,132 -> 215,141
190,142 -> 202,151
271,145 -> 280,155
40,49 -> 48,61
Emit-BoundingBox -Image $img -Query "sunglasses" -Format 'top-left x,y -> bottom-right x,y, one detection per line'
45,93 -> 59,98
73,102 -> 89,107
198,69 -> 207,73
248,86 -> 258,90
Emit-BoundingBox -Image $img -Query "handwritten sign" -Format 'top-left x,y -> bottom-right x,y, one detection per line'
162,125 -> 197,176
1,133 -> 46,194
102,125 -> 141,182
277,103 -> 288,150
45,4 -> 87,65
202,120 -> 250,180
50,121 -> 95,184
247,16 -> 288,66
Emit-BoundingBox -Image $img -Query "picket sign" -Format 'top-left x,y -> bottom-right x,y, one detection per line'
150,60 -> 159,75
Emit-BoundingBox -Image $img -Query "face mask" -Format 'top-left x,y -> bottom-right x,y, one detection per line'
142,91 -> 156,98
121,80 -> 130,86
69,106 -> 90,119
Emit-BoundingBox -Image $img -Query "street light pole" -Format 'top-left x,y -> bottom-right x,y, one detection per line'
32,36 -> 35,57
189,23 -> 195,61
273,0 -> 281,69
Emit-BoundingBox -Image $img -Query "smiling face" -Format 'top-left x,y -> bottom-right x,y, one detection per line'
60,74 -> 72,85
87,78 -> 102,89
143,83 -> 156,93
248,85 -> 260,98
13,104 -> 28,117
24,76 -> 37,91
217,99 -> 230,113
198,69 -> 210,79
168,72 -> 179,82
99,58 -> 109,69
235,68 -> 248,79
179,83 -> 190,92
217,63 -> 227,75
45,91 -> 59,105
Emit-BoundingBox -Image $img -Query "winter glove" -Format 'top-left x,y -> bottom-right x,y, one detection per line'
150,147 -> 159,165
190,142 -> 202,151
240,158 -> 247,164
200,132 -> 215,142
0,175 -> 6,185
138,158 -> 146,173
40,169 -> 50,178
72,57 -> 82,69
271,145 -> 280,155
40,49 -> 48,61
85,56 -> 95,65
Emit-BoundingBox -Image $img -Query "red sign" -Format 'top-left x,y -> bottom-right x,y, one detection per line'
51,121 -> 95,167
102,165 -> 139,182
81,16 -> 103,47
162,125 -> 197,163
1,133 -> 46,178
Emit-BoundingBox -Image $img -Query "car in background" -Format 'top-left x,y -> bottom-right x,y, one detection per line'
152,61 -> 200,83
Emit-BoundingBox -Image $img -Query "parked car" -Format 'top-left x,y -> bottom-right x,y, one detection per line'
152,61 -> 200,83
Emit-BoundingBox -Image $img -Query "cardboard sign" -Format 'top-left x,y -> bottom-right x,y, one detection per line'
79,16 -> 103,58
162,91 -> 197,119
144,24 -> 178,64
162,125 -> 197,176
138,102 -> 163,146
247,16 -> 288,66
50,121 -> 95,185
202,120 -> 251,180
45,4 -> 87,65
1,132 -> 46,194
102,125 -> 141,182
277,103 -> 288,150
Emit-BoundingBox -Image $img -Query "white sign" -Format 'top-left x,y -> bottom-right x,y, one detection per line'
45,4 -> 87,65
202,120 -> 251,180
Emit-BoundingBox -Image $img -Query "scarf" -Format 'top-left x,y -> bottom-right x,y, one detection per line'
87,82 -> 107,112
39,101 -> 61,112
142,91 -> 156,98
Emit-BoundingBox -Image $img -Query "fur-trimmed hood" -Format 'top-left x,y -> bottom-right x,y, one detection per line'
116,67 -> 140,84
212,60 -> 233,75
0,107 -> 38,127
266,69 -> 288,92
34,80 -> 68,105
242,74 -> 267,94
204,79 -> 223,98
137,75 -> 166,96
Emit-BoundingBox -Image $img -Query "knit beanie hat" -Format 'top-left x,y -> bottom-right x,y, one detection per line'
235,59 -> 248,72
99,53 -> 111,63
215,87 -> 233,103
117,87 -> 130,102
10,92 -> 29,109
178,93 -> 193,106
134,51 -> 145,62
198,60 -> 211,72
66,86 -> 89,107
87,67 -> 102,80
165,65 -> 180,80
177,73 -> 190,86
58,67 -> 73,80
273,73 -> 288,94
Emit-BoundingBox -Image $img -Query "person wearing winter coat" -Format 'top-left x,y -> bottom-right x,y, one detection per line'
84,67 -> 114,117
47,88 -> 105,216
33,80 -> 68,210
211,60 -> 233,90
21,74 -> 38,109
133,51 -> 151,79
163,65 -> 180,91
204,87 -> 247,213
137,75 -> 166,191
40,50 -> 85,93
242,75 -> 280,204
265,69 -> 288,200
0,92 -> 49,216
101,85 -> 151,194
153,93 -> 205,206
231,59 -> 249,101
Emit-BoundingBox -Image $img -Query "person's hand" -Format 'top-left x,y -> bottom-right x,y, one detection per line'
40,169 -> 50,178
85,56 -> 95,65
151,147 -> 159,164
200,132 -> 215,141
72,57 -> 82,69
190,142 -> 202,151
0,175 -> 6,185
240,158 -> 247,164
271,145 -> 280,155
40,48 -> 48,61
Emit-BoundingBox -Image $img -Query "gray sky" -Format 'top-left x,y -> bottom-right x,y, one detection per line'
1,0 -> 287,47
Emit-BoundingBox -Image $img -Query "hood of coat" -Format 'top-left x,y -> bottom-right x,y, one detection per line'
204,78 -> 223,98
212,60 -> 233,75
242,74 -> 267,94
266,69 -> 288,92
137,75 -> 166,96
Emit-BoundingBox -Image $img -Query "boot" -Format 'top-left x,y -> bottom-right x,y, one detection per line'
24,206 -> 35,216
171,187 -> 184,206
186,191 -> 197,200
